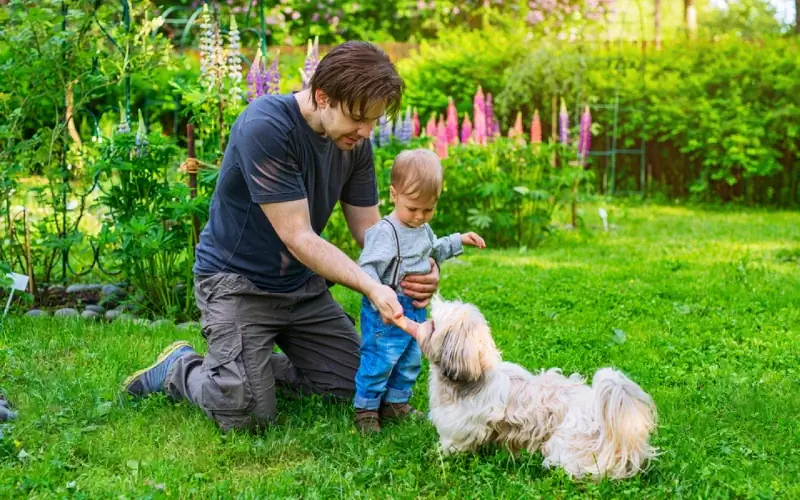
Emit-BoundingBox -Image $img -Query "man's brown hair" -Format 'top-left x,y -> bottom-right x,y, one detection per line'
311,41 -> 405,120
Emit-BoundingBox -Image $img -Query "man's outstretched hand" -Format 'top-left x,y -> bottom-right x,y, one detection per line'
400,258 -> 440,308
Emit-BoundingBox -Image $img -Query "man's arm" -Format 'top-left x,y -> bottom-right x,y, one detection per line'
341,202 -> 381,249
260,199 -> 405,326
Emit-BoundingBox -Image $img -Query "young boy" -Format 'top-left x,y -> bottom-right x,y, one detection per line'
354,148 -> 485,433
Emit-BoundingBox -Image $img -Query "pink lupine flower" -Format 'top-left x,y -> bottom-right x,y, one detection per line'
425,113 -> 437,138
461,113 -> 473,144
473,86 -> 486,145
559,98 -> 569,145
530,109 -> 542,144
412,108 -> 420,137
578,105 -> 592,164
446,97 -> 459,145
435,116 -> 448,159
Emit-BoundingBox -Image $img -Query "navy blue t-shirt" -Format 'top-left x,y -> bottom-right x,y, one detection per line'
193,93 -> 378,293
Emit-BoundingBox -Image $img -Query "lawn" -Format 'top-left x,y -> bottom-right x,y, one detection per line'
2,203 -> 799,498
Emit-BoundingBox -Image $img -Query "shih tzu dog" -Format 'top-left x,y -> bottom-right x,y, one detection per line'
405,295 -> 658,481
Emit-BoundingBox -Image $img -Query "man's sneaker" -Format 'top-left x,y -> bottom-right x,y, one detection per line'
122,341 -> 195,398
355,409 -> 381,434
379,402 -> 424,421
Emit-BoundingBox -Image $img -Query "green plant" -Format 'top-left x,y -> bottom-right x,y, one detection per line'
93,123 -> 197,321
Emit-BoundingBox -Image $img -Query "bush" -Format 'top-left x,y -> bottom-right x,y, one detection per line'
323,138 -> 592,257
496,37 -> 800,205
396,26 -> 528,126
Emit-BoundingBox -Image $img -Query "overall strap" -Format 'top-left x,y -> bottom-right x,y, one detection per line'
381,217 -> 403,289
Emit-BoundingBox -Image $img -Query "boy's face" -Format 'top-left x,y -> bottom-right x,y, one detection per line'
317,91 -> 384,151
391,187 -> 438,228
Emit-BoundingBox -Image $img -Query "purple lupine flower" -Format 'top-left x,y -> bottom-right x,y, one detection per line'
402,107 -> 413,143
461,113 -> 473,144
578,105 -> 592,164
393,116 -> 403,141
246,47 -> 263,102
370,125 -> 377,145
378,115 -> 391,145
265,51 -> 280,95
301,36 -> 320,90
446,97 -> 459,145
485,93 -> 494,142
134,109 -> 148,156
559,98 -> 569,145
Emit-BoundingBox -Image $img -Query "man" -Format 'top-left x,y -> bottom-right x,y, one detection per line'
122,41 -> 439,432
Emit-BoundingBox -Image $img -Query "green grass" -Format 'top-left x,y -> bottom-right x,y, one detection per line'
2,203 -> 799,498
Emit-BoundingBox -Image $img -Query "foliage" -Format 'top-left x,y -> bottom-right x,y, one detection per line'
496,37 -> 800,205
2,205 -> 800,496
324,137 -> 593,257
93,127 -> 198,321
397,26 -> 528,124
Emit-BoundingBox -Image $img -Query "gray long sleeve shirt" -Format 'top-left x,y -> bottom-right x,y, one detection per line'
358,215 -> 463,292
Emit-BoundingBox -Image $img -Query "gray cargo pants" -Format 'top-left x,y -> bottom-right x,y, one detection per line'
164,272 -> 361,432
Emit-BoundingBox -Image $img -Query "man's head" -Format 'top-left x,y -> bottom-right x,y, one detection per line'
311,41 -> 404,150
389,149 -> 443,228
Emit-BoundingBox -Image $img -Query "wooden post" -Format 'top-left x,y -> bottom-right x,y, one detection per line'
186,124 -> 200,247
23,208 -> 35,296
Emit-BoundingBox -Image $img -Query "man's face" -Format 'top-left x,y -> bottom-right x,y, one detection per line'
319,96 -> 385,151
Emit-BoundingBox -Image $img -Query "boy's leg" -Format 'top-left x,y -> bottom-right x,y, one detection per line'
352,296 -> 392,412
382,300 -> 426,419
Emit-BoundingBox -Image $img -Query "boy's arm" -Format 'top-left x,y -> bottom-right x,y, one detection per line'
427,225 -> 464,264
357,223 -> 398,286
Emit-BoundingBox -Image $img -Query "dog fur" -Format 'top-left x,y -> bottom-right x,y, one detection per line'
414,295 -> 658,481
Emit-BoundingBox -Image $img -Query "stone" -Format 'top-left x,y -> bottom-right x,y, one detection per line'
101,284 -> 125,298
48,285 -> 66,296
177,321 -> 200,331
117,313 -> 135,323
25,309 -> 49,317
66,284 -> 103,294
85,304 -> 105,314
105,309 -> 122,321
150,319 -> 174,328
81,310 -> 102,321
53,308 -> 79,317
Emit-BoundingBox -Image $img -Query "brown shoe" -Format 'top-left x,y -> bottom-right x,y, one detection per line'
355,410 -> 381,433
379,402 -> 424,421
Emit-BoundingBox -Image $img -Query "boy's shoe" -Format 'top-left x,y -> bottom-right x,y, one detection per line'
122,341 -> 195,398
355,409 -> 381,434
380,402 -> 424,421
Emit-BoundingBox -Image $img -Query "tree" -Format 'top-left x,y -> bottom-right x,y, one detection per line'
685,0 -> 698,39
654,0 -> 662,49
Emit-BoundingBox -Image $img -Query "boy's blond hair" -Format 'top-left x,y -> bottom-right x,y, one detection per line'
390,149 -> 443,201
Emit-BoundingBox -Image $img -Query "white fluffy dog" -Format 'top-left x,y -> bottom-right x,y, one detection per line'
408,295 -> 658,481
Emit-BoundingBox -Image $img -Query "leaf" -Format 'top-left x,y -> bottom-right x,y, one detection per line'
610,328 -> 627,345
126,460 -> 139,471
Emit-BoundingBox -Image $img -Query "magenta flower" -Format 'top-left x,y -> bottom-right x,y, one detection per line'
473,86 -> 487,145
461,113 -> 473,144
435,116 -> 448,159
485,93 -> 495,142
578,105 -> 592,164
446,97 -> 459,145
412,108 -> 420,137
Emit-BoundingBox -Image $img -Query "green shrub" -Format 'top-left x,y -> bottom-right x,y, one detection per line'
497,37 -> 800,205
323,138 -> 592,257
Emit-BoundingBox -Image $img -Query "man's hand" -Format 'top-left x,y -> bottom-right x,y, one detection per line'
367,282 -> 406,327
400,257 -> 440,308
461,232 -> 486,248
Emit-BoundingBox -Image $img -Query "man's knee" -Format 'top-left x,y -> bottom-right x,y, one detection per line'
212,405 -> 277,433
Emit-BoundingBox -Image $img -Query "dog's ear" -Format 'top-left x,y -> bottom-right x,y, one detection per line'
438,321 -> 487,383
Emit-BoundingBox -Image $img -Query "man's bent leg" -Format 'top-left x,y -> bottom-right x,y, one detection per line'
165,273 -> 288,432
275,277 -> 361,401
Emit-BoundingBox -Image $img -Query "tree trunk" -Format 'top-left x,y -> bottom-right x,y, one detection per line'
795,0 -> 799,35
684,0 -> 697,39
654,0 -> 662,50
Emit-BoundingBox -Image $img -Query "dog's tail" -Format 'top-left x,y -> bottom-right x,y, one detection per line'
591,368 -> 658,479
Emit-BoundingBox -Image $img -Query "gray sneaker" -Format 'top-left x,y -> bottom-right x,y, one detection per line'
122,341 -> 195,398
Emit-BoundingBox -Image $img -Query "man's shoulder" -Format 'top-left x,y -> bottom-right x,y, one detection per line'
236,94 -> 300,138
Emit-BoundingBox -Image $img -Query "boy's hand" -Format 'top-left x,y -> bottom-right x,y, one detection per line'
461,232 -> 486,248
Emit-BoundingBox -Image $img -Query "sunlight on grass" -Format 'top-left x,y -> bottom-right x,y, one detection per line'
2,203 -> 800,498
